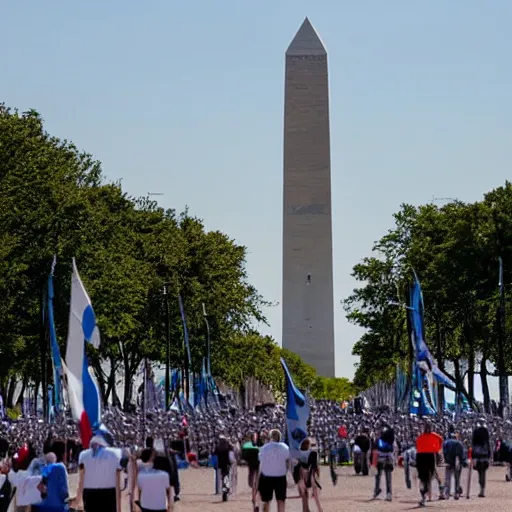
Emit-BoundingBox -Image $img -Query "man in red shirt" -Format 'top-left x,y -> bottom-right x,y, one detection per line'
416,421 -> 443,507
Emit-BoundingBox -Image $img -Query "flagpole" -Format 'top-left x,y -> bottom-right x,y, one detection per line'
142,358 -> 148,443
202,303 -> 211,376
178,295 -> 191,402
41,276 -> 48,422
497,257 -> 509,417
163,283 -> 170,411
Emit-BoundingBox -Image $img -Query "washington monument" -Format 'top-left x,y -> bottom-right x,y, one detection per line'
282,18 -> 335,377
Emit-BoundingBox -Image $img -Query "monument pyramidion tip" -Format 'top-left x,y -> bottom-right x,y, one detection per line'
286,17 -> 327,56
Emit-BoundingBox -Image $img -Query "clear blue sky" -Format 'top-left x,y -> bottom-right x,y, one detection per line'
3,1 -> 512,384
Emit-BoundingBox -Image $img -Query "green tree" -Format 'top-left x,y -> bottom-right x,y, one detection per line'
311,377 -> 355,401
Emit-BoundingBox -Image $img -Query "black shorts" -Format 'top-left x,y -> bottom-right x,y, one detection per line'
416,453 -> 436,483
83,487 -> 117,512
258,475 -> 287,502
474,458 -> 489,471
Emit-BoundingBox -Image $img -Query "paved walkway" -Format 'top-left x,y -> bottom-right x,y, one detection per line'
11,465 -> 511,511
130,465 -> 512,511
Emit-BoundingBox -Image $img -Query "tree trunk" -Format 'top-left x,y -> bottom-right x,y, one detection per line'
6,377 -> 16,408
112,383 -> 122,408
122,356 -> 134,411
480,355 -> 491,414
445,364 -> 473,409
110,357 -> 122,408
240,381 -> 246,410
123,369 -> 132,411
468,345 -> 475,407
16,380 -> 27,407
453,359 -> 462,412
33,380 -> 40,415
105,357 -> 116,404
0,377 -> 6,401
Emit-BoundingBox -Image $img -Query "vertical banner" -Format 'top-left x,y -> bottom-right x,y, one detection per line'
280,357 -> 310,457
63,258 -> 102,448
48,256 -> 63,414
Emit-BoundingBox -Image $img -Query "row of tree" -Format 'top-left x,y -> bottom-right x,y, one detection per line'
343,184 -> 512,411
0,105 -> 354,409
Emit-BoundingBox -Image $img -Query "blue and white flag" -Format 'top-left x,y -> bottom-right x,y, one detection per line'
408,273 -> 456,416
63,258 -> 102,448
48,256 -> 63,414
280,357 -> 310,458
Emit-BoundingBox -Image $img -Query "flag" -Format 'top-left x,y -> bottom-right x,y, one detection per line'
280,357 -> 310,457
408,273 -> 456,416
63,258 -> 102,448
0,394 -> 4,419
48,256 -> 63,413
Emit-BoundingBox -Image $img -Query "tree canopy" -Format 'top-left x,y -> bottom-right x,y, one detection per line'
0,104 -> 353,408
343,187 -> 512,411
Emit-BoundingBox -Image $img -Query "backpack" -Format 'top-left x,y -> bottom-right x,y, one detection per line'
473,445 -> 488,459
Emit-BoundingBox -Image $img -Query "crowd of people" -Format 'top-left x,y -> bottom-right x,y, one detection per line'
1,399 -> 512,511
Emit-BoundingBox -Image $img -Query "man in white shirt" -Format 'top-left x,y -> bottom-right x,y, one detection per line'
136,454 -> 172,512
74,435 -> 122,512
257,429 -> 290,512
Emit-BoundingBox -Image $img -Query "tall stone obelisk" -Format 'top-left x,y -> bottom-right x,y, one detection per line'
282,18 -> 335,377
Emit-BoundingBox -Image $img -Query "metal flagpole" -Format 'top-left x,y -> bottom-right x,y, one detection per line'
497,257 -> 509,417
202,303 -> 211,376
41,277 -> 48,421
163,284 -> 170,411
142,358 -> 148,444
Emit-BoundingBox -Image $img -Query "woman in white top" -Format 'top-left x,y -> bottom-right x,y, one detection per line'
8,443 -> 41,512
296,438 -> 323,512
137,454 -> 172,512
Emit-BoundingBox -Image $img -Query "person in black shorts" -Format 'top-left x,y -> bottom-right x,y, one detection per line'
257,429 -> 289,512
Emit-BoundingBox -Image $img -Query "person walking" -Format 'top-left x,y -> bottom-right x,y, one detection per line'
416,421 -> 443,507
167,447 -> 181,503
8,443 -> 40,512
497,438 -> 512,481
242,433 -> 260,490
296,438 -> 323,512
373,425 -> 395,501
31,451 -> 69,512
213,436 -> 235,502
257,429 -> 289,512
353,428 -> 371,476
73,435 -> 122,512
136,454 -> 172,512
472,419 -> 491,498
441,428 -> 466,500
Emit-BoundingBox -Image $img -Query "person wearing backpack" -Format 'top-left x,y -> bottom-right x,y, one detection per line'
441,428 -> 466,500
472,419 -> 491,498
373,425 -> 395,501
353,428 -> 371,476
497,439 -> 512,481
